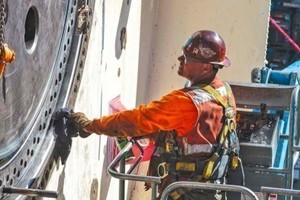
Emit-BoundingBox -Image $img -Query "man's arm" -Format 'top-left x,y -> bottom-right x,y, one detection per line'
85,90 -> 198,137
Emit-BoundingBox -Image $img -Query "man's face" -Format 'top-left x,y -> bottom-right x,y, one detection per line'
177,53 -> 212,81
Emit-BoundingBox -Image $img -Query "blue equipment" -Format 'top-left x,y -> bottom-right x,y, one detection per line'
235,60 -> 300,199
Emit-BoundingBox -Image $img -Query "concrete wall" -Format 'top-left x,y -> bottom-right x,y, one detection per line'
47,0 -> 271,199
99,0 -> 271,110
138,0 -> 271,103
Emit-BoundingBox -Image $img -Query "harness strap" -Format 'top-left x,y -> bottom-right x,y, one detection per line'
202,152 -> 219,179
157,159 -> 207,179
202,84 -> 235,147
203,85 -> 229,108
170,188 -> 190,200
201,83 -> 237,180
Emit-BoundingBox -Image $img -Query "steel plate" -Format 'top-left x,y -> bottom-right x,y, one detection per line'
0,0 -> 95,199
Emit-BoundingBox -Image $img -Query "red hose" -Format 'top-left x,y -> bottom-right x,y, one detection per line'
269,16 -> 300,53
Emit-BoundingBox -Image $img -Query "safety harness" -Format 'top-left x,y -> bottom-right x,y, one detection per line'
201,83 -> 240,180
170,84 -> 240,200
145,83 -> 241,200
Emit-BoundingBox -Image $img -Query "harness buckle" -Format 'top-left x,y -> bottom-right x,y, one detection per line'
225,106 -> 235,119
157,162 -> 169,178
203,153 -> 220,180
231,155 -> 239,169
175,162 -> 196,172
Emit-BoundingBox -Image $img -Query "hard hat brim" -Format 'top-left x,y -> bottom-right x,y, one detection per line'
210,56 -> 231,67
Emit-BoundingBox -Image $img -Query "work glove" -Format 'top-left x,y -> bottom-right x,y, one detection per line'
66,112 -> 92,138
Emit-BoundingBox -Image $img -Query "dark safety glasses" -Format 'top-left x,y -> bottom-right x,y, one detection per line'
182,53 -> 204,64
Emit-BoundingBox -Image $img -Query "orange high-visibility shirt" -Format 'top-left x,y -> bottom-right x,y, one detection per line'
86,77 -> 234,141
86,90 -> 198,138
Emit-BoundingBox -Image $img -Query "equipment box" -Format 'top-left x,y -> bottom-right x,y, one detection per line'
229,82 -> 300,196
229,82 -> 296,167
237,112 -> 280,166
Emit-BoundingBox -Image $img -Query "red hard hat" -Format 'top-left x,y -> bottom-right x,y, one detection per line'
182,30 -> 231,67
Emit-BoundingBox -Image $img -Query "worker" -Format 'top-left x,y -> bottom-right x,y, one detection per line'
67,30 -> 239,200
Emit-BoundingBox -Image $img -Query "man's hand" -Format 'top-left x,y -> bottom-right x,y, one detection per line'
67,112 -> 92,138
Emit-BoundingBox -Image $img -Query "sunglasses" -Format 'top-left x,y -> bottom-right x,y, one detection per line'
182,53 -> 204,64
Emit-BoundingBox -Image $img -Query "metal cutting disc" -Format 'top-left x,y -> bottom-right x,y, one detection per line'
0,0 -> 94,199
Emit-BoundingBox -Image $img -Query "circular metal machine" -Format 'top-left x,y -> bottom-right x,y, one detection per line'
0,0 -> 95,199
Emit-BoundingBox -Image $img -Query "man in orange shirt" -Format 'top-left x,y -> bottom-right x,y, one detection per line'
67,30 -> 237,200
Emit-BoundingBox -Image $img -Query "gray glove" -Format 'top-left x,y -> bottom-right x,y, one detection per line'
67,112 -> 92,138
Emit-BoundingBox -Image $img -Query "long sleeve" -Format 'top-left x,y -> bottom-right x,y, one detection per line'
85,90 -> 198,137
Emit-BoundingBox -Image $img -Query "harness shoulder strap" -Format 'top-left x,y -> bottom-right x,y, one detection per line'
202,83 -> 235,148
201,83 -> 238,180
202,84 -> 229,109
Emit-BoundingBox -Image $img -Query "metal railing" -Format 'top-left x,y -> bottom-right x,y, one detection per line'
107,137 -> 300,200
261,187 -> 300,200
107,138 -> 260,200
160,181 -> 259,200
107,138 -> 161,200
